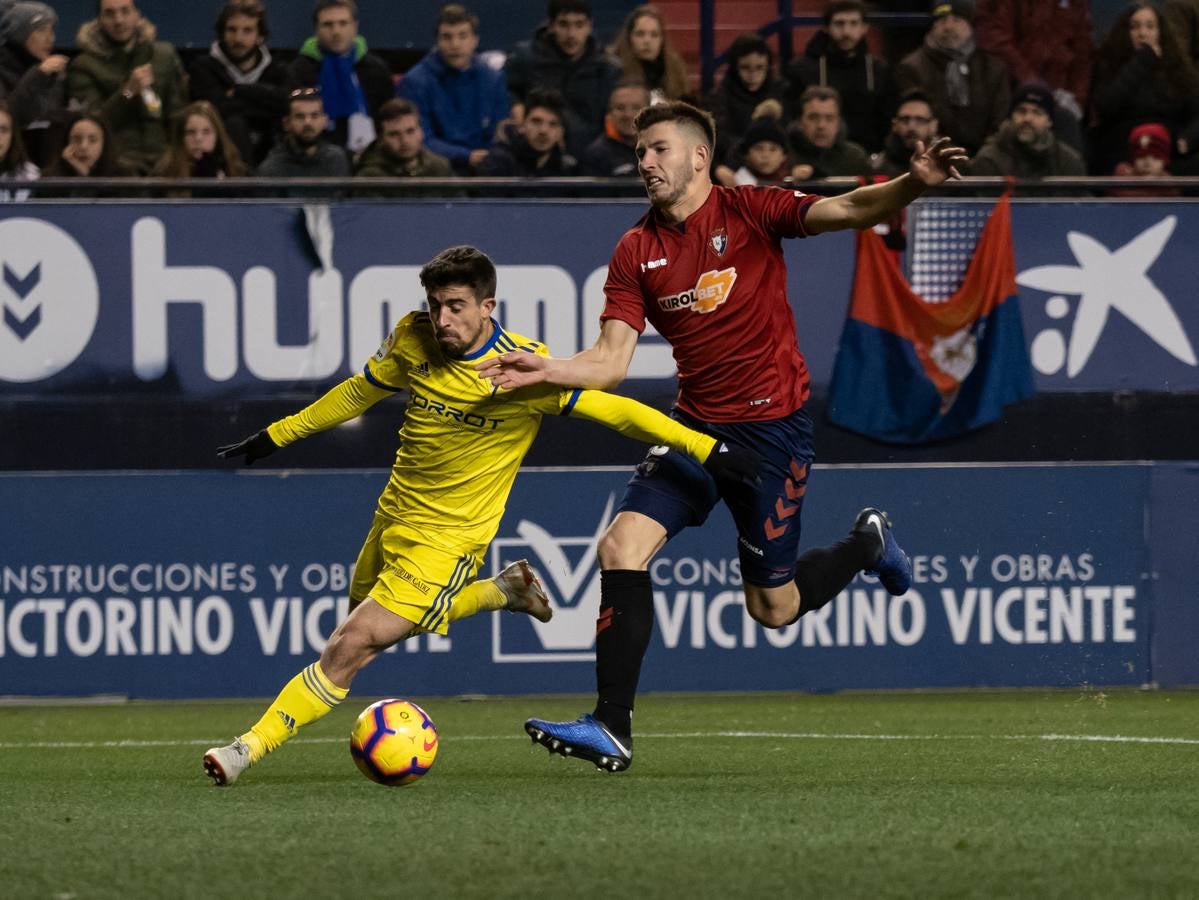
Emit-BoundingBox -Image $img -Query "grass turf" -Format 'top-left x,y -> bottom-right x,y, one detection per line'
1,690 -> 1197,899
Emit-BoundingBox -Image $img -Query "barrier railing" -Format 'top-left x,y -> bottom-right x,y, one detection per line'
11,175 -> 1199,200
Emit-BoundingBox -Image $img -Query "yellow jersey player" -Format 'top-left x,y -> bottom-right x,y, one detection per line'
203,244 -> 761,785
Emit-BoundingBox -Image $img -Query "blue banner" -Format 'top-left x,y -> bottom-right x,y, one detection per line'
0,463 -> 1186,699
1,200 -> 1197,398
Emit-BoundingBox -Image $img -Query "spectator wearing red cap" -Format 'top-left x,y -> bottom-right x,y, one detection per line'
970,81 -> 1084,176
896,0 -> 1009,156
1091,2 -> 1199,175
1111,122 -> 1180,196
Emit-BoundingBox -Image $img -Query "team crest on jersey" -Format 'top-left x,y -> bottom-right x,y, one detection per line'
656,267 -> 738,314
709,227 -> 728,256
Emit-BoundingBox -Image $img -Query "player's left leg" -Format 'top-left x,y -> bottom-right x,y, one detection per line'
720,409 -> 911,628
203,599 -> 416,786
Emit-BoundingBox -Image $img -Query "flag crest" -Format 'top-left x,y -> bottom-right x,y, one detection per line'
828,194 -> 1034,443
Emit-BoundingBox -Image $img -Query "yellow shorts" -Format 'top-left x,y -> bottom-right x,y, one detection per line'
350,512 -> 483,635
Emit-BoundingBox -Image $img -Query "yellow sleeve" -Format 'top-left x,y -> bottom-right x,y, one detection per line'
266,373 -> 392,447
564,390 -> 718,463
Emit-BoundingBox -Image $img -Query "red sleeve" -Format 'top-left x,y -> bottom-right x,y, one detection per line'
739,186 -> 822,240
600,233 -> 648,334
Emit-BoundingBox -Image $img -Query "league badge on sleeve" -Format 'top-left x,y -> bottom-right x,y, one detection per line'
709,227 -> 728,257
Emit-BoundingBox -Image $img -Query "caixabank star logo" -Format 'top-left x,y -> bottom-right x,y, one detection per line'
489,495 -> 616,662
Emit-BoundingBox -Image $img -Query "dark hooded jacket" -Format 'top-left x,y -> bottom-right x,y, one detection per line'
287,35 -> 393,149
475,123 -> 578,177
785,30 -> 895,153
188,42 -> 289,167
787,128 -> 872,178
0,39 -> 69,169
970,119 -> 1086,176
504,25 -> 620,157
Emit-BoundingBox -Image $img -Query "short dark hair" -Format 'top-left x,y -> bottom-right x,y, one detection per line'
217,0 -> 269,40
824,0 -> 867,25
377,98 -> 418,126
437,3 -> 478,33
726,33 -> 773,67
420,245 -> 497,302
634,100 -> 716,149
799,84 -> 841,112
523,87 -> 566,123
313,0 -> 357,25
894,87 -> 938,120
548,0 -> 591,21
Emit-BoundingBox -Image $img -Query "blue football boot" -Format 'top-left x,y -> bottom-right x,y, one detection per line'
525,714 -> 632,772
855,508 -> 913,595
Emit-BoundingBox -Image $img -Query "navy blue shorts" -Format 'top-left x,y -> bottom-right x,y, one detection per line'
616,406 -> 815,587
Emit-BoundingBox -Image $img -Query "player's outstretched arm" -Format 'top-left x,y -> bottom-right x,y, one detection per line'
568,390 -> 762,486
216,374 -> 393,466
476,318 -> 639,391
805,137 -> 969,234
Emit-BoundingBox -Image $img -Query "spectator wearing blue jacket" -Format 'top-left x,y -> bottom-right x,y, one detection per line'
398,4 -> 508,173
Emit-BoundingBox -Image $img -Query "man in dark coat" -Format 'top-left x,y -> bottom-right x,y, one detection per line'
970,81 -> 1085,177
785,0 -> 896,154
895,0 -> 1009,156
188,0 -> 289,167
580,78 -> 647,177
287,0 -> 392,155
476,88 -> 578,176
503,0 -> 619,157
787,84 -> 872,178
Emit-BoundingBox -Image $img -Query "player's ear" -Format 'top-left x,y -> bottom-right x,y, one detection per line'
695,141 -> 710,173
480,296 -> 497,318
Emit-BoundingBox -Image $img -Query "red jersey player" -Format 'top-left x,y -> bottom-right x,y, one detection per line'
478,100 -> 967,772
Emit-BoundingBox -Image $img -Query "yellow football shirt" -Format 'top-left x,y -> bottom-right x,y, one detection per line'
360,311 -> 580,548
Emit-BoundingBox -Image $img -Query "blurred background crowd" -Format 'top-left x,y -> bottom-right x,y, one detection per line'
0,0 -> 1194,196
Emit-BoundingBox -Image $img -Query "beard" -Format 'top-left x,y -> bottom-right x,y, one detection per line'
648,165 -> 693,209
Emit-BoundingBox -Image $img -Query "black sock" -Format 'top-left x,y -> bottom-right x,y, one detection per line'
592,569 -> 653,742
793,530 -> 879,616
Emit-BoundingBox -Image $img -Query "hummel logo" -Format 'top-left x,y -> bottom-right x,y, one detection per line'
3,262 -> 42,341
1018,217 -> 1197,376
640,257 -> 668,272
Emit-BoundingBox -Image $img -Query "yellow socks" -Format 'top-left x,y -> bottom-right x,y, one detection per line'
446,578 -> 505,623
241,661 -> 347,763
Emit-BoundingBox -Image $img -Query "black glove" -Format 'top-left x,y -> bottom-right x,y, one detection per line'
217,429 -> 278,466
702,441 -> 762,486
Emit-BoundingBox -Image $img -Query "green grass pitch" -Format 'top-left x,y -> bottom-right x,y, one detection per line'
2,690 -> 1197,899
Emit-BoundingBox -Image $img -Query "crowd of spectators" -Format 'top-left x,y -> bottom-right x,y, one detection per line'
1,0 -> 1197,200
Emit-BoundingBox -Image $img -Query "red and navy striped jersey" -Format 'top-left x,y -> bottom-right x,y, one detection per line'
602,184 -> 821,422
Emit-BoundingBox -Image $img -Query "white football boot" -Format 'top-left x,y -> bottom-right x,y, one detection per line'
495,559 -> 553,623
203,737 -> 252,786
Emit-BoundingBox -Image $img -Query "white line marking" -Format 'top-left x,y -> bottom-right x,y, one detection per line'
1,732 -> 1197,750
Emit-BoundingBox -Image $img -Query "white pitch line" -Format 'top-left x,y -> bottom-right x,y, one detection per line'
1,732 -> 1197,750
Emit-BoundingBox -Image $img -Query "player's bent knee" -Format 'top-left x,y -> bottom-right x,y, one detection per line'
744,585 -> 800,629
597,530 -> 647,570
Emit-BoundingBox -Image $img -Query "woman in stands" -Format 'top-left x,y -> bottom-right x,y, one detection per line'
153,100 -> 247,186
0,98 -> 39,201
609,5 -> 689,103
1090,2 -> 1199,175
704,32 -> 790,179
45,114 -> 128,186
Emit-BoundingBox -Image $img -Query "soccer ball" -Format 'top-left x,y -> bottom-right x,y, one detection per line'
349,699 -> 439,786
